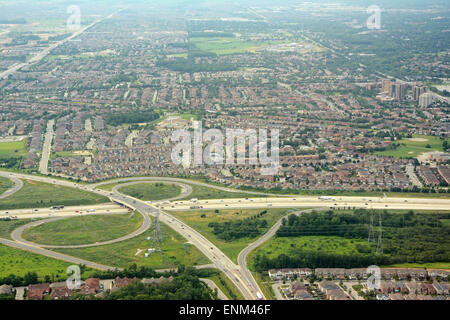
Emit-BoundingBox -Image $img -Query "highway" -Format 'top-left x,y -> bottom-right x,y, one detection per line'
237,208 -> 328,299
160,196 -> 450,211
0,9 -> 124,80
0,203 -> 129,220
1,171 -> 450,300
0,171 -> 263,299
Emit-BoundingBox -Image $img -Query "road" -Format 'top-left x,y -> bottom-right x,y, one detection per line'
1,171 -> 450,300
11,210 -> 151,249
0,237 -> 116,271
0,9 -> 124,80
0,176 -> 23,199
406,165 -> 423,188
0,203 -> 128,220
39,119 -> 54,175
0,171 -> 263,299
161,196 -> 450,211
93,176 -> 285,198
111,180 -> 193,202
237,208 -> 327,300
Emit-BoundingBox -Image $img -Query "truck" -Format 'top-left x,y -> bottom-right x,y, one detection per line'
319,196 -> 334,201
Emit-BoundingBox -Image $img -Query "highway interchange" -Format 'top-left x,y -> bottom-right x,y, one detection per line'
1,171 -> 450,300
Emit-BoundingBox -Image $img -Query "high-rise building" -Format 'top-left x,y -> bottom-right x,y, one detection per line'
394,82 -> 406,102
412,85 -> 426,101
419,92 -> 435,108
381,79 -> 391,94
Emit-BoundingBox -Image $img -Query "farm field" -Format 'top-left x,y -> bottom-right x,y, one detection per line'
22,213 -> 142,246
375,134 -> 448,158
0,138 -> 28,158
119,183 -> 182,201
55,219 -> 210,270
170,208 -> 291,263
0,179 -> 109,210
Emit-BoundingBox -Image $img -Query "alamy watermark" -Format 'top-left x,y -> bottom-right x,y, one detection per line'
171,121 -> 280,176
67,5 -> 81,30
367,5 -> 381,30
66,265 -> 81,290
366,265 -> 381,290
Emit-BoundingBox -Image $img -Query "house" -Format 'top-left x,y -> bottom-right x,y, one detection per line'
50,286 -> 73,300
0,284 -> 13,295
141,276 -> 174,286
113,276 -> 138,289
80,278 -> 101,294
27,283 -> 50,300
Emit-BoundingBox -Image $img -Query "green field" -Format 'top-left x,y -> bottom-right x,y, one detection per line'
189,37 -> 282,56
119,183 -> 182,201
249,235 -> 370,267
55,219 -> 210,269
388,262 -> 450,269
97,180 -> 260,200
22,213 -> 142,246
0,244 -> 76,279
0,180 -> 109,210
0,138 -> 28,158
170,208 -> 291,263
0,176 -> 13,195
0,218 -> 32,240
375,134 -> 448,158
181,184 -> 260,200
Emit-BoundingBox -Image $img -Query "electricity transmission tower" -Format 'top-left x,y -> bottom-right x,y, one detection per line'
376,212 -> 383,254
368,211 -> 375,243
150,210 -> 163,254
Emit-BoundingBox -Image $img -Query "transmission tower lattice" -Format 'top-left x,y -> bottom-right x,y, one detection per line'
376,212 -> 383,254
150,210 -> 163,254
368,211 -> 375,243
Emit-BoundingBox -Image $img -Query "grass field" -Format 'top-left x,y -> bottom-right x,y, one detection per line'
0,180 -> 109,210
98,180 -> 260,200
0,244 -> 95,280
170,208 -> 291,263
375,134 -> 448,158
118,183 -> 182,201
22,213 -> 142,246
0,218 -> 33,240
181,184 -> 261,201
0,138 -> 28,158
249,235 -> 371,264
189,37 -> 283,56
55,219 -> 210,270
0,176 -> 13,195
248,234 -> 450,271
